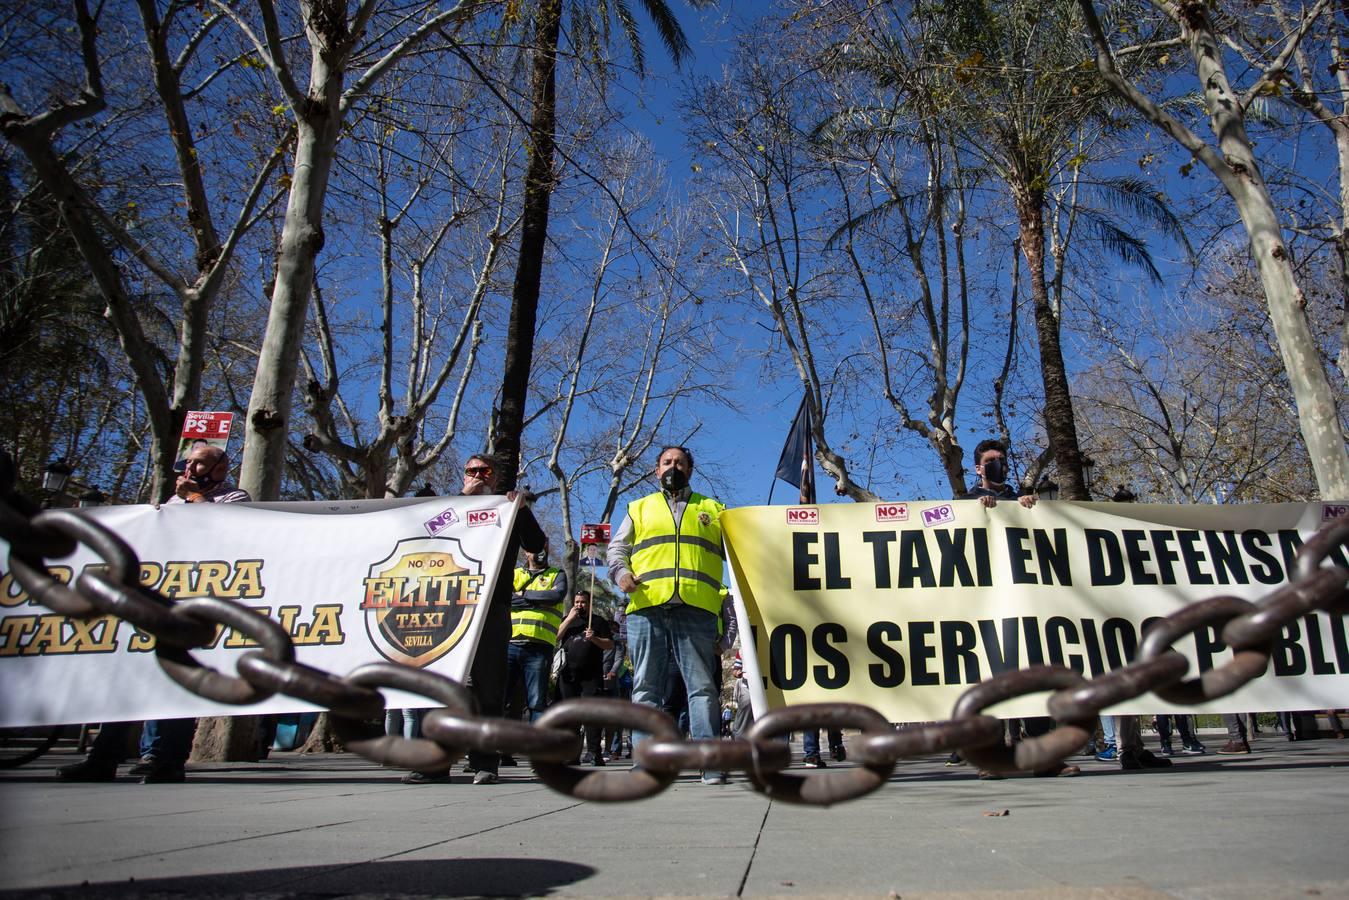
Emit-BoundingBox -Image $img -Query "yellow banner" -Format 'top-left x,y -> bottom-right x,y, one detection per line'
723,500 -> 1349,721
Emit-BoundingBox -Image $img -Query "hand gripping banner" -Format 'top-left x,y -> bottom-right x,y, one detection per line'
0,496 -> 521,727
723,500 -> 1349,722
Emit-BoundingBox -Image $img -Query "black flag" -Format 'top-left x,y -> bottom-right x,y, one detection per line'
773,395 -> 816,504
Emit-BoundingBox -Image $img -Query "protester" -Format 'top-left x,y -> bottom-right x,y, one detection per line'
57,445 -> 249,785
403,453 -> 546,785
607,445 -> 728,785
555,590 -> 615,765
506,546 -> 569,723
958,439 -> 1079,779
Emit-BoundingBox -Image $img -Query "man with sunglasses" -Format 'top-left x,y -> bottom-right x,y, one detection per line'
607,445 -> 729,785
57,444 -> 250,785
404,453 -> 547,785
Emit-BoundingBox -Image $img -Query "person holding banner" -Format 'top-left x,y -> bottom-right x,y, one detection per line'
607,445 -> 728,785
403,453 -> 546,785
57,445 -> 250,785
959,439 -> 1081,779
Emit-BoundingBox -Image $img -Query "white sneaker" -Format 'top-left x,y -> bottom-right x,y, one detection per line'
472,770 -> 499,785
700,770 -> 727,785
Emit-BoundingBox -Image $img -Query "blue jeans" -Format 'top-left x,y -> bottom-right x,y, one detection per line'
384,709 -> 422,739
506,641 -> 552,722
802,729 -> 843,758
122,718 -> 194,765
1100,714 -> 1117,749
628,604 -> 720,745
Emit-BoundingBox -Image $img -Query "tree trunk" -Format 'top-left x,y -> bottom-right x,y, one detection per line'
298,712 -> 346,753
492,0 -> 562,491
1013,186 -> 1089,500
190,715 -> 259,762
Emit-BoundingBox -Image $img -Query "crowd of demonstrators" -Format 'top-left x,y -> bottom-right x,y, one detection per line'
57,445 -> 250,785
45,437 -> 1344,789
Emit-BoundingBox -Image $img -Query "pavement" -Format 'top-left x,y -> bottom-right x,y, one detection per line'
2,731 -> 1348,899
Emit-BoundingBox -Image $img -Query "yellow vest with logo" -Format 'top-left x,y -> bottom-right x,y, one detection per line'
626,491 -> 725,616
510,567 -> 565,645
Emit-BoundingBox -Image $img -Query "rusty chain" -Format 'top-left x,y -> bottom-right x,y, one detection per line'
1,453 -> 1346,806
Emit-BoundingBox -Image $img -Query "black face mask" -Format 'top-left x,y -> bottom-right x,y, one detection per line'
660,467 -> 688,493
981,459 -> 1006,484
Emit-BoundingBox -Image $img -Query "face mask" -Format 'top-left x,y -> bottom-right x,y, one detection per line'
660,467 -> 688,492
981,459 -> 1006,484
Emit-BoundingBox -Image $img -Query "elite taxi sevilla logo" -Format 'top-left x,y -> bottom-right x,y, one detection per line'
360,537 -> 486,667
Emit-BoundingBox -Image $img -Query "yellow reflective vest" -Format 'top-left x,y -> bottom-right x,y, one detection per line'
626,491 -> 725,616
510,567 -> 565,645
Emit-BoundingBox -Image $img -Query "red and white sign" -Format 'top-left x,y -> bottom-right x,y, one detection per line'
786,507 -> 819,525
875,503 -> 909,523
580,523 -> 611,545
467,508 -> 500,527
181,411 -> 234,441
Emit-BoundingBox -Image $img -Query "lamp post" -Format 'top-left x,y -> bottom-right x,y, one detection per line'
1082,455 -> 1096,499
78,486 -> 107,508
42,459 -> 73,508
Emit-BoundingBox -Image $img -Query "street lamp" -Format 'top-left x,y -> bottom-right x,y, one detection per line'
1035,477 -> 1059,501
78,486 -> 107,508
43,459 -> 73,495
1082,455 -> 1096,498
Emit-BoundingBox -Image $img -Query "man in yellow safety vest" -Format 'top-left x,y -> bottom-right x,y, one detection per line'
506,547 -> 568,725
606,445 -> 729,785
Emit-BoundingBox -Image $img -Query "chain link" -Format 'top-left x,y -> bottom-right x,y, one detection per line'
1,452 -> 1346,805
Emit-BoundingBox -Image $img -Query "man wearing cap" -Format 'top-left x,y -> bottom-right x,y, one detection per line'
607,445 -> 728,785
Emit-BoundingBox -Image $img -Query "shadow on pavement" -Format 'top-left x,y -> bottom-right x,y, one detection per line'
0,858 -> 596,897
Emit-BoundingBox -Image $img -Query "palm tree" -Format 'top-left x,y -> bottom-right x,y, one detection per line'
491,0 -> 710,490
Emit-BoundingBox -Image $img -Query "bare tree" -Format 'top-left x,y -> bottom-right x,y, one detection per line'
1,0 -> 286,499
1079,0 -> 1349,499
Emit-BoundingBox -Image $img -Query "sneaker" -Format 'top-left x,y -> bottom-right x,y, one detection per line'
56,758 -> 117,782
802,755 -> 826,768
700,770 -> 727,785
830,744 -> 847,762
591,755 -> 606,767
1216,740 -> 1251,755
945,751 -> 964,767
1158,743 -> 1175,757
579,751 -> 594,765
1182,742 -> 1207,755
499,755 -> 518,767
402,770 -> 451,784
140,761 -> 186,784
1119,749 -> 1172,770
1033,762 -> 1081,777
127,756 -> 158,776
472,770 -> 499,785
1094,746 -> 1118,761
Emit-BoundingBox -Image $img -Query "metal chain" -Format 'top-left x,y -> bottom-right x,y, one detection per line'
1,456 -> 1346,806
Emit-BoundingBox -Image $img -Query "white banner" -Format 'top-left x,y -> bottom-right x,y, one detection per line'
0,495 -> 521,726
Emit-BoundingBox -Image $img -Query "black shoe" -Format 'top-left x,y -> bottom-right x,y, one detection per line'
802,755 -> 826,768
140,761 -> 186,784
127,757 -> 158,776
499,755 -> 518,767
830,744 -> 846,762
57,758 -> 117,782
592,754 -> 606,767
945,751 -> 964,767
1120,749 -> 1172,770
579,751 -> 595,765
